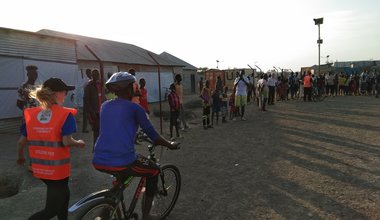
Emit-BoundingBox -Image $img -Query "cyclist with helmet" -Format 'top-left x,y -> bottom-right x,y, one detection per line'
92,72 -> 179,220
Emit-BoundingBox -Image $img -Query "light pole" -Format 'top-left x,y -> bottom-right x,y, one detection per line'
216,60 -> 220,69
314,17 -> 323,75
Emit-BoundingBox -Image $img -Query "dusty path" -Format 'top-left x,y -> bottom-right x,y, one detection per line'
1,95 -> 379,220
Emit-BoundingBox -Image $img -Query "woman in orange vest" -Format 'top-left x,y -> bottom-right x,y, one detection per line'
17,77 -> 85,220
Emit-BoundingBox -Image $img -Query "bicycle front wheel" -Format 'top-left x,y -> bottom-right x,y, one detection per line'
150,164 -> 181,219
75,198 -> 122,220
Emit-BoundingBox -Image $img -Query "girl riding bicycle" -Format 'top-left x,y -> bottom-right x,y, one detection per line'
92,72 -> 178,220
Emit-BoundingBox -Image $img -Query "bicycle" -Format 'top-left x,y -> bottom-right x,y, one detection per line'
69,131 -> 181,220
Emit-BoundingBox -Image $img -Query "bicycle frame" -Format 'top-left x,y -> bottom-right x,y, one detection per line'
69,132 -> 175,219
69,175 -> 149,218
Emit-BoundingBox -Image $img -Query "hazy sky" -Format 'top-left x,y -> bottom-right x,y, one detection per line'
1,0 -> 380,72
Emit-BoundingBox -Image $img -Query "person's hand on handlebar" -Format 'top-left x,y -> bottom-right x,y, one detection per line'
168,141 -> 180,150
154,136 -> 181,150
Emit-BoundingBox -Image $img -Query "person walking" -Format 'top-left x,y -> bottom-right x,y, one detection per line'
167,83 -> 181,140
234,70 -> 250,120
84,69 -> 104,148
174,74 -> 190,130
92,72 -> 178,220
17,77 -> 85,220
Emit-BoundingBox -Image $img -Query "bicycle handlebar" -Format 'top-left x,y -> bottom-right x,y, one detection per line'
136,130 -> 181,150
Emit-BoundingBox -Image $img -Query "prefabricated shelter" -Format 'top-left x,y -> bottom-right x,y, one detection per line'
159,52 -> 198,94
204,69 -> 225,92
0,27 -> 78,119
37,29 -> 186,104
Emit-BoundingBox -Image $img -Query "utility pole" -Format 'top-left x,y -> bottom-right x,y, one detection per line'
314,17 -> 324,75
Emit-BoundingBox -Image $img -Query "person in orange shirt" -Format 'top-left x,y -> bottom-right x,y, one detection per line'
303,71 -> 313,101
17,77 -> 85,220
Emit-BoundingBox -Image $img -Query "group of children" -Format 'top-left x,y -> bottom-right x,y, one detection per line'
200,81 -> 243,129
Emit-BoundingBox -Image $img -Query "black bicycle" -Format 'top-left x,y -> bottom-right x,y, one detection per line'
69,132 -> 181,220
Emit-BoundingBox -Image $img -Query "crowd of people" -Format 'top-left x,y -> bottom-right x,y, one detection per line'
198,68 -> 380,127
274,69 -> 380,101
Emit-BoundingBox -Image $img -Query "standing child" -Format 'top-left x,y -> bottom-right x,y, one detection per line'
200,80 -> 212,129
139,78 -> 150,115
211,90 -> 221,126
229,85 -> 237,120
167,83 -> 181,140
221,86 -> 228,123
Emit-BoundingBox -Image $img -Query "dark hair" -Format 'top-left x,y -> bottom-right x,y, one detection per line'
175,74 -> 182,82
26,65 -> 38,71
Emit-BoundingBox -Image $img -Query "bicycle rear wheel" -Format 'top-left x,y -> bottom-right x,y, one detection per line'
75,198 -> 122,220
149,164 -> 181,219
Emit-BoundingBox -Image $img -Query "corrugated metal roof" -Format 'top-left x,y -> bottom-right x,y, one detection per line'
37,29 -> 182,67
159,52 -> 197,70
0,27 -> 77,63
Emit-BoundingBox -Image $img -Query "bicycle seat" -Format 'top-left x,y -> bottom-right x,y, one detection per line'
93,164 -> 133,184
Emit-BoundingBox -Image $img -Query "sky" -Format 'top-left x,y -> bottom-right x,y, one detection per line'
1,0 -> 380,72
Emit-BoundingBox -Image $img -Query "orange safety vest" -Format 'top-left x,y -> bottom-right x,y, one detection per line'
304,75 -> 312,88
24,105 -> 77,180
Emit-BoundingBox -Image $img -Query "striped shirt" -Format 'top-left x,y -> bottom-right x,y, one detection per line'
168,91 -> 180,112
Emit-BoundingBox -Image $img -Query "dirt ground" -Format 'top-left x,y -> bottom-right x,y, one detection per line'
1,95 -> 380,220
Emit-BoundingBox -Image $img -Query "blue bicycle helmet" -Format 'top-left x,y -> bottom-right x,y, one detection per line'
106,72 -> 136,92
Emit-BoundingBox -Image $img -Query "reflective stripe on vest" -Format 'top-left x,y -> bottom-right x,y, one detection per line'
30,158 -> 70,166
28,140 -> 64,147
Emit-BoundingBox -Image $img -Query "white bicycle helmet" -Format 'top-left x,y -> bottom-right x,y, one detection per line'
106,72 -> 136,92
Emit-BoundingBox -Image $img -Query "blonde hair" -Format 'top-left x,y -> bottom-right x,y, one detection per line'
29,86 -> 56,109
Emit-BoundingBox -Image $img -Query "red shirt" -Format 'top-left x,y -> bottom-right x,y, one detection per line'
139,87 -> 149,113
168,91 -> 180,112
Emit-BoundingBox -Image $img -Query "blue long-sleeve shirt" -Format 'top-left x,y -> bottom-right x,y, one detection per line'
92,98 -> 159,167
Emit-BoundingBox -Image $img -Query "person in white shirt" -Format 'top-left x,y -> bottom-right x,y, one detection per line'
267,74 -> 277,105
234,70 -> 250,120
257,74 -> 269,111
